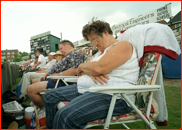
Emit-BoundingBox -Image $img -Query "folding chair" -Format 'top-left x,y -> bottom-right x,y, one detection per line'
39,76 -> 78,94
55,52 -> 163,129
85,52 -> 162,129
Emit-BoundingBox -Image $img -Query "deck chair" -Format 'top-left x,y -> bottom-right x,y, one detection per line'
85,52 -> 162,129
58,52 -> 163,129
46,47 -> 169,129
39,76 -> 78,94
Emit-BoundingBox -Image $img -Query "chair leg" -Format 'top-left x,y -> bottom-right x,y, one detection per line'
149,121 -> 157,129
122,123 -> 130,129
121,93 -> 156,129
146,92 -> 153,118
55,79 -> 60,88
61,79 -> 69,86
104,94 -> 117,129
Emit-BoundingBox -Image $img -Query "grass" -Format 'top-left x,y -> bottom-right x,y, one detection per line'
12,78 -> 181,129
12,78 -> 22,91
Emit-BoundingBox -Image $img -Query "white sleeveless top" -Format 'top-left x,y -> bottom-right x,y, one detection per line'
77,41 -> 139,104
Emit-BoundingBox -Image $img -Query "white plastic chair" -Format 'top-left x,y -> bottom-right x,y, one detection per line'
57,53 -> 164,129
39,76 -> 78,95
85,53 -> 162,129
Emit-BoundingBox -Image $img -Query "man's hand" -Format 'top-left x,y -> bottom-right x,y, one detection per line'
36,70 -> 44,73
39,68 -> 43,71
50,73 -> 61,82
89,74 -> 110,85
32,66 -> 36,70
43,72 -> 49,81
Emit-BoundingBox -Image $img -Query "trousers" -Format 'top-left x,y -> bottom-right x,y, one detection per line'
21,72 -> 45,94
44,85 -> 132,129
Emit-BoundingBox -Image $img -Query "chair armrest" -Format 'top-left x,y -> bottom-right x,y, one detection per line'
47,76 -> 78,79
64,78 -> 78,83
89,85 -> 161,94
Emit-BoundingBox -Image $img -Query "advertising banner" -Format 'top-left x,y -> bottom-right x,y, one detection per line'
111,3 -> 172,35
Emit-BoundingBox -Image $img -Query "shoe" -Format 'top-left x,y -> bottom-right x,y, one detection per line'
8,121 -> 18,129
19,93 -> 25,98
57,102 -> 69,110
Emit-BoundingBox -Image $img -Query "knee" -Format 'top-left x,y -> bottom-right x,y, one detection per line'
27,84 -> 35,95
32,78 -> 38,84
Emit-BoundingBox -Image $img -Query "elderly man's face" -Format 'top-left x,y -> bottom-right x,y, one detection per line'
59,44 -> 67,56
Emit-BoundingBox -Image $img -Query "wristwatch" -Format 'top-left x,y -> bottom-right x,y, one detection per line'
60,72 -> 62,76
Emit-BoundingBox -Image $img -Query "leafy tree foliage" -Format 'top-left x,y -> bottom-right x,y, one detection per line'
13,51 -> 29,62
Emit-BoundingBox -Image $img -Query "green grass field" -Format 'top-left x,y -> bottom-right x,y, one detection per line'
12,78 -> 181,129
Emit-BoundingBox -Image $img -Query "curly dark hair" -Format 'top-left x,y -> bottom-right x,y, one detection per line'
82,18 -> 113,41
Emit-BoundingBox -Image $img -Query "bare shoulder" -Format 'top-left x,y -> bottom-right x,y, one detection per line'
115,41 -> 133,48
109,40 -> 133,53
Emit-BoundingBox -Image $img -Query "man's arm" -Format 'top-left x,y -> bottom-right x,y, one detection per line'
50,68 -> 77,82
35,61 -> 41,68
36,70 -> 47,73
51,68 -> 78,76
32,61 -> 41,69
38,68 -> 47,71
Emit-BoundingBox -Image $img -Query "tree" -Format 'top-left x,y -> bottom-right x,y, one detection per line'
20,52 -> 29,57
14,54 -> 18,58
13,57 -> 22,62
19,51 -> 22,55
13,51 -> 29,62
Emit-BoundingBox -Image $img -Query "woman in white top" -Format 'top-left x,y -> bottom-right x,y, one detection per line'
44,18 -> 139,129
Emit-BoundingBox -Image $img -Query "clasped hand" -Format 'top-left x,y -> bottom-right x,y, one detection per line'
89,74 -> 110,85
77,64 -> 110,85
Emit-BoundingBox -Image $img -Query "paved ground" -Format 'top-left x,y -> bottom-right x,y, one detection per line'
163,77 -> 181,87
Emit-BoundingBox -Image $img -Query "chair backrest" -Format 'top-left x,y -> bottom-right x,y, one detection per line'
137,53 -> 162,86
136,52 -> 162,119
